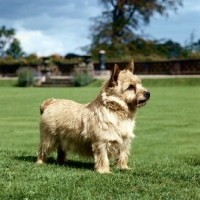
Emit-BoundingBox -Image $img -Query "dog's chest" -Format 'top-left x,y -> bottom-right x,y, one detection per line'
118,119 -> 135,136
98,107 -> 135,138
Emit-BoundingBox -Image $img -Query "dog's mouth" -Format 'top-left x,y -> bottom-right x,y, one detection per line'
137,99 -> 148,107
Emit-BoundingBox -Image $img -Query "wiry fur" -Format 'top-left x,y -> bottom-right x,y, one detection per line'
37,60 -> 150,173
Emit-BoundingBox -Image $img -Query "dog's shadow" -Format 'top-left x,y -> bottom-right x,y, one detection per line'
15,155 -> 94,171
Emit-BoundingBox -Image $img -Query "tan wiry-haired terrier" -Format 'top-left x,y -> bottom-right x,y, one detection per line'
37,60 -> 150,173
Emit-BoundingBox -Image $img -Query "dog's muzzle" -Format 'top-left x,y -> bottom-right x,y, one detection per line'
137,91 -> 150,107
144,91 -> 150,99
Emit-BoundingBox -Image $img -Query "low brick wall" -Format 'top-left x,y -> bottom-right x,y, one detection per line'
94,59 -> 200,75
0,59 -> 200,76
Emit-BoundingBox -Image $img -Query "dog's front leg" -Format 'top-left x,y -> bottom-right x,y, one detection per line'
116,146 -> 131,170
92,143 -> 111,173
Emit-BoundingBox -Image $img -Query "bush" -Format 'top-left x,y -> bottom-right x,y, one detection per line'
73,72 -> 93,87
26,54 -> 43,65
17,67 -> 35,87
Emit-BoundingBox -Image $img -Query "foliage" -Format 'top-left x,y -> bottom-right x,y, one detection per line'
17,67 -> 35,87
89,38 -> 189,62
0,26 -> 15,57
0,55 -> 28,65
26,54 -> 43,65
90,0 -> 182,46
182,32 -> 200,59
0,25 -> 25,58
49,54 -> 72,64
0,80 -> 200,199
86,0 -> 185,61
73,72 -> 94,86
186,52 -> 200,59
6,38 -> 25,59
192,39 -> 200,52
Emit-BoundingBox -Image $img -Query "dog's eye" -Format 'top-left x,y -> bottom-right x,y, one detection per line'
127,85 -> 135,90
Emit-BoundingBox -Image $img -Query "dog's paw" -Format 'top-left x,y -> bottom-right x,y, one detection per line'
36,159 -> 45,164
123,167 -> 131,170
116,165 -> 131,170
95,168 -> 112,174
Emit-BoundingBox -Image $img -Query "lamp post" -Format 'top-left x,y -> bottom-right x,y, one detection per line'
99,50 -> 106,70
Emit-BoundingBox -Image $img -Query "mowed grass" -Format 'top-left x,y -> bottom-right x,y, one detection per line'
0,78 -> 200,199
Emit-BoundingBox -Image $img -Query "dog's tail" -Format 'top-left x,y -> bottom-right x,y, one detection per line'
40,98 -> 57,115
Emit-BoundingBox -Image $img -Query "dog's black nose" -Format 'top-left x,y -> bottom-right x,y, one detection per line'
144,91 -> 150,98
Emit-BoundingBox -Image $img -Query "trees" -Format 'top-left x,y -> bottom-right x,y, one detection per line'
89,0 -> 182,47
6,38 -> 25,59
0,26 -> 15,57
0,26 -> 25,58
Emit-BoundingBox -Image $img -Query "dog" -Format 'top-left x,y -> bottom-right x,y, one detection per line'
36,59 -> 150,173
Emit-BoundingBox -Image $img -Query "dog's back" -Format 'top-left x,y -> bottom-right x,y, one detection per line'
40,98 -> 57,115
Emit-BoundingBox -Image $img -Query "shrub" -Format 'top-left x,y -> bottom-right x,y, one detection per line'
73,72 -> 93,87
17,67 -> 35,87
26,54 -> 43,65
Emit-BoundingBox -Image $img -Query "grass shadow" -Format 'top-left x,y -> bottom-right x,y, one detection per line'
15,155 -> 37,163
15,155 -> 94,171
62,160 -> 94,171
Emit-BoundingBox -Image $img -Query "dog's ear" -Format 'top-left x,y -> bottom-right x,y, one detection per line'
109,64 -> 120,87
126,59 -> 134,73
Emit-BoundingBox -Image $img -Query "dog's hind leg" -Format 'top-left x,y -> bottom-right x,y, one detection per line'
57,145 -> 67,164
37,143 -> 48,164
36,138 -> 57,164
92,143 -> 111,173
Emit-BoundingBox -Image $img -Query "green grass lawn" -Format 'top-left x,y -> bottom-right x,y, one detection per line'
0,78 -> 200,199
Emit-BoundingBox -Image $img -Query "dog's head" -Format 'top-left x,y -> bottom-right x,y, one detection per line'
103,59 -> 150,110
